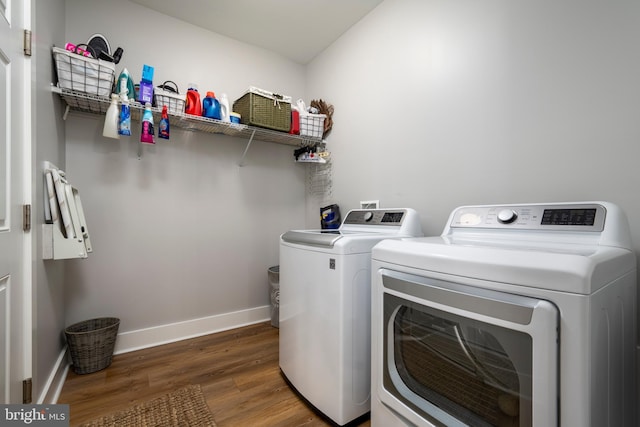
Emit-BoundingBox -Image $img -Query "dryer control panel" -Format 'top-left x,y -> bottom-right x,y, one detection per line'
450,203 -> 606,232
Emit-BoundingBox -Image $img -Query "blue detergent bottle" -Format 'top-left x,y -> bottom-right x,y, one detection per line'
202,91 -> 221,119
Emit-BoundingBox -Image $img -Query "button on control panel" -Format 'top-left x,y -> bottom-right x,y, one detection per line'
497,209 -> 518,224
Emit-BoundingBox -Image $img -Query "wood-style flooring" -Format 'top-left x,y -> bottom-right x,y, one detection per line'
58,321 -> 371,427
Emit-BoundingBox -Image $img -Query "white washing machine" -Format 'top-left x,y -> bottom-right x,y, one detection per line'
371,202 -> 637,427
280,208 -> 423,426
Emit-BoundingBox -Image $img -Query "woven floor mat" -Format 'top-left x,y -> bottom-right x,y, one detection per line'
79,384 -> 216,427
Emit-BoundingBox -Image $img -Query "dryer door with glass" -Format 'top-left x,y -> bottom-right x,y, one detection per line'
377,269 -> 559,427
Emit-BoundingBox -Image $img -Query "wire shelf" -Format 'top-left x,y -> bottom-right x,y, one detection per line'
52,86 -> 323,147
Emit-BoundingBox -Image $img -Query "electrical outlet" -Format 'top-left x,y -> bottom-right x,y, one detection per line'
360,200 -> 379,209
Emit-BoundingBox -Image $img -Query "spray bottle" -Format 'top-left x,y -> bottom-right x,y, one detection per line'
159,105 -> 170,140
140,102 -> 155,144
118,76 -> 131,136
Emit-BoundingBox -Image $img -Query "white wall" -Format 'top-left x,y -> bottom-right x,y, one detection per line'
308,0 -> 640,334
309,0 -> 640,229
62,0 -> 308,337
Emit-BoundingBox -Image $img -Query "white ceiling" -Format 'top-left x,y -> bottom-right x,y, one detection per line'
129,0 -> 383,64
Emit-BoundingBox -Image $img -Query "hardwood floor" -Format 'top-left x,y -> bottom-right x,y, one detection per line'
58,321 -> 371,427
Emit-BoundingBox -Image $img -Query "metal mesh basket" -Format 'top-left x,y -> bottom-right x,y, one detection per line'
65,317 -> 120,374
52,47 -> 115,97
154,81 -> 186,115
300,113 -> 326,138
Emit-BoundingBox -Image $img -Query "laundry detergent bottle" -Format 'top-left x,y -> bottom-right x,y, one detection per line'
185,83 -> 202,116
219,93 -> 230,122
202,91 -> 221,119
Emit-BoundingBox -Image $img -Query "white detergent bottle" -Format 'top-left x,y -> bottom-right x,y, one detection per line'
219,93 -> 230,122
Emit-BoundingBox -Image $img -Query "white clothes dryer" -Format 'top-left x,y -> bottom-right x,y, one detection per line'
371,202 -> 636,427
280,208 -> 423,426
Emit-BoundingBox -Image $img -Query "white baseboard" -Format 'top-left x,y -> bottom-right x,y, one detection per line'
38,347 -> 70,404
113,305 -> 271,355
40,306 -> 270,403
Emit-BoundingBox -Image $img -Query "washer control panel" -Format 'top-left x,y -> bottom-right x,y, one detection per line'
451,203 -> 606,231
343,209 -> 406,226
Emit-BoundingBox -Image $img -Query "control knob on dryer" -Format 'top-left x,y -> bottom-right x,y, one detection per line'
363,211 -> 374,222
497,209 -> 518,224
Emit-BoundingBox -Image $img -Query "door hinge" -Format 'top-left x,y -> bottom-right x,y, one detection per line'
23,378 -> 32,404
23,29 -> 32,56
23,204 -> 31,232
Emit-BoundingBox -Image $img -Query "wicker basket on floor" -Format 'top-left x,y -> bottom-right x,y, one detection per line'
65,317 -> 120,374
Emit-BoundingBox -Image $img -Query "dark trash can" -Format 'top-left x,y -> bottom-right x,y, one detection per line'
65,317 -> 120,374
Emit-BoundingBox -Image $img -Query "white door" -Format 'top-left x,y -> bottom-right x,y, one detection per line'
0,0 -> 28,403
